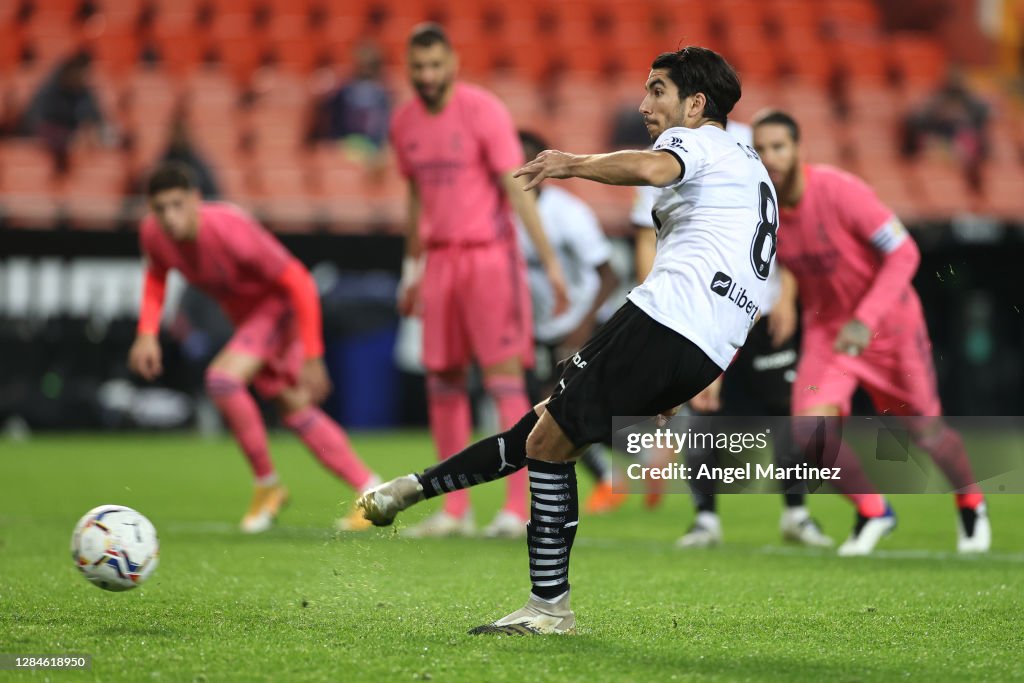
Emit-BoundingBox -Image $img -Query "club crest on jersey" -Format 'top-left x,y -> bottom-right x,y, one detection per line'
710,271 -> 759,321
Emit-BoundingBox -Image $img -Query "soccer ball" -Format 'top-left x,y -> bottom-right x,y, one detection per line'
71,505 -> 159,592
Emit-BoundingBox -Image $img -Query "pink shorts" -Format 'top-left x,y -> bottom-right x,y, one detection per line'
793,320 -> 942,417
226,297 -> 303,399
420,242 -> 533,372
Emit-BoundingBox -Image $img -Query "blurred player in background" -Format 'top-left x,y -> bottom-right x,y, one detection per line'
633,170 -> 832,549
362,47 -> 776,634
517,130 -> 623,515
752,109 -> 991,556
129,163 -> 380,534
391,24 -> 568,538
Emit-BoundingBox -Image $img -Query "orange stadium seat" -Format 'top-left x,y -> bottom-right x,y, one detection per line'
833,38 -> 889,86
777,41 -> 833,86
0,140 -> 62,229
63,149 -> 130,230
888,34 -> 948,89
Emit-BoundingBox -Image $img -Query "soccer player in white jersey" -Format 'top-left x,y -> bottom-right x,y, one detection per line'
515,129 -> 624,516
359,46 -> 777,635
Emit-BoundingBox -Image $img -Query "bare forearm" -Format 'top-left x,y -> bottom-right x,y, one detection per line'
404,183 -> 422,258
503,176 -> 557,266
567,150 -> 679,187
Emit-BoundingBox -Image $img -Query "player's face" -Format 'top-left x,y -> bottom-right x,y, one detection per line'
753,123 -> 800,190
408,43 -> 455,107
149,188 -> 200,240
639,70 -> 688,139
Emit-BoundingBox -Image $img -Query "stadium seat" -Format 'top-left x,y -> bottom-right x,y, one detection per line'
0,140 -> 62,229
888,33 -> 948,89
63,150 -> 130,230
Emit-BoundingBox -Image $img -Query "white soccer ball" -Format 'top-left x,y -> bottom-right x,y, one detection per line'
71,505 -> 159,592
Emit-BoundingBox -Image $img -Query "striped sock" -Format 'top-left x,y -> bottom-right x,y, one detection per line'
417,410 -> 538,498
526,458 -> 578,601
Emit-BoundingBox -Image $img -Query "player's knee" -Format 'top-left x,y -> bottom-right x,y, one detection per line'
426,370 -> 466,398
205,367 -> 245,397
274,387 -> 310,417
526,415 -> 575,463
908,417 -> 947,449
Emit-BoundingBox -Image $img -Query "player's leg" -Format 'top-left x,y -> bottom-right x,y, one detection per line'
471,243 -> 536,536
771,415 -> 833,547
412,248 -> 475,536
205,344 -> 285,534
462,406 -> 581,635
794,403 -> 896,555
792,344 -> 894,555
269,377 -> 380,531
357,306 -> 625,530
479,356 -> 532,537
677,411 -> 723,548
864,328 -> 989,552
470,302 -> 720,635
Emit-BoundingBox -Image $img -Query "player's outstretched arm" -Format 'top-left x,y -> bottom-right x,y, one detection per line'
276,260 -> 332,404
514,149 -> 682,191
398,180 -> 423,317
501,172 -> 569,315
128,266 -> 166,381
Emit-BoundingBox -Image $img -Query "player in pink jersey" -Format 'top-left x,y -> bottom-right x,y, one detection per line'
752,110 -> 991,555
390,24 -> 568,538
128,163 -> 380,534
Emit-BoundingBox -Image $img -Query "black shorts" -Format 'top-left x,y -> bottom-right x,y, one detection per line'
544,301 -> 721,447
721,314 -> 797,416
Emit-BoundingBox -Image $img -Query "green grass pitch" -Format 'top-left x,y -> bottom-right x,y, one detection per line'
1,432 -> 1022,682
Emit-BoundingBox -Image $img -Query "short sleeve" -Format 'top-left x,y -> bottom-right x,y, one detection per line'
475,93 -> 524,174
630,185 -> 659,228
652,127 -> 704,186
834,172 -> 901,252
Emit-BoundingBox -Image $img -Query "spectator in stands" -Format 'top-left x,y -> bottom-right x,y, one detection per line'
19,51 -> 108,174
157,110 -> 221,200
309,42 -> 391,162
901,67 -> 990,191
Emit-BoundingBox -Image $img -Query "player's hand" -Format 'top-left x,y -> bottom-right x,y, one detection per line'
397,256 -> 424,317
397,279 -> 420,317
128,334 -> 163,381
514,150 -> 578,191
655,404 -> 682,427
766,299 -> 798,348
688,376 -> 723,414
560,318 -> 595,357
300,357 -> 332,404
833,319 -> 871,357
546,260 -> 570,316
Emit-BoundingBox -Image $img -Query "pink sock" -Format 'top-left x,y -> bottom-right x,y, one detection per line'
916,425 -> 984,509
427,373 -> 472,518
206,369 -> 273,480
485,375 -> 532,519
283,407 -> 373,491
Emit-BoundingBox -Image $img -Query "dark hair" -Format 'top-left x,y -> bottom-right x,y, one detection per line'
408,22 -> 451,50
146,162 -> 197,197
751,109 -> 801,142
650,47 -> 741,125
518,129 -> 549,162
